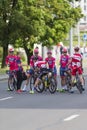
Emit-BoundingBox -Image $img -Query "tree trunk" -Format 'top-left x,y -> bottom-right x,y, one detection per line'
1,45 -> 8,68
23,45 -> 33,65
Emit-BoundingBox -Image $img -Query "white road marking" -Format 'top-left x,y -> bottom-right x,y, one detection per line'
0,96 -> 13,101
64,114 -> 80,121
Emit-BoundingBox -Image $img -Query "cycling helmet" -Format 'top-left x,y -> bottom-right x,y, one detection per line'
62,48 -> 67,53
9,48 -> 14,52
74,46 -> 80,52
47,50 -> 52,54
34,49 -> 39,53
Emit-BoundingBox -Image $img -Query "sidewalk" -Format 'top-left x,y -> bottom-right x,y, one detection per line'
0,74 -> 8,81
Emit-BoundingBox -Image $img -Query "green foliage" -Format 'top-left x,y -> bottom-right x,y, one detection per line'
0,0 -> 83,67
0,0 -> 83,48
0,47 -> 3,62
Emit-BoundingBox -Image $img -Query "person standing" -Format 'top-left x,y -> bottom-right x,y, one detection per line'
59,48 -> 70,91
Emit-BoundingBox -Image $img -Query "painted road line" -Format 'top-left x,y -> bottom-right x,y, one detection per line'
64,114 -> 80,121
0,96 -> 13,101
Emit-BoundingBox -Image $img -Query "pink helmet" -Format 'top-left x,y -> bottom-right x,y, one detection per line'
34,49 -> 39,53
9,48 -> 14,52
62,48 -> 67,53
47,50 -> 52,54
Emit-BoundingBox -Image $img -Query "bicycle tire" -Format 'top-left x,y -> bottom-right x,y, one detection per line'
76,82 -> 83,94
83,76 -> 85,86
66,76 -> 71,91
49,78 -> 57,94
8,77 -> 15,91
36,81 -> 45,93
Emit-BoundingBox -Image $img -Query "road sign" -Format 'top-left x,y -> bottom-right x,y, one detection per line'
83,34 -> 87,40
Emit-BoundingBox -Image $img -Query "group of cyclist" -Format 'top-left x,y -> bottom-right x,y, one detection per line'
5,46 -> 85,94
60,46 -> 85,93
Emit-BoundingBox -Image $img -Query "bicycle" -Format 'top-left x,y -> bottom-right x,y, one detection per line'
36,72 -> 57,94
64,69 -> 72,91
73,71 -> 85,94
6,70 -> 17,91
64,69 -> 85,94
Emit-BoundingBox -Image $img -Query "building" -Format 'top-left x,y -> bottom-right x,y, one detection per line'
79,0 -> 87,31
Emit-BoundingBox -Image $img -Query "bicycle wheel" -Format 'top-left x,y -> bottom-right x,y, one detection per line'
36,80 -> 45,93
76,81 -> 83,94
66,76 -> 71,91
49,78 -> 57,94
8,77 -> 15,91
83,76 -> 85,86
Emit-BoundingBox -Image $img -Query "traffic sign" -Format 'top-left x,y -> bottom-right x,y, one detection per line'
83,34 -> 87,40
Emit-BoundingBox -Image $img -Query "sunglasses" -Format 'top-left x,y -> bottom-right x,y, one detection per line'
63,52 -> 67,53
35,52 -> 38,54
47,53 -> 52,54
10,51 -> 14,53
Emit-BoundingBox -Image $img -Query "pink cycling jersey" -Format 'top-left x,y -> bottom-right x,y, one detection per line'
45,57 -> 55,69
6,55 -> 16,71
60,54 -> 69,68
30,55 -> 43,67
34,61 -> 47,68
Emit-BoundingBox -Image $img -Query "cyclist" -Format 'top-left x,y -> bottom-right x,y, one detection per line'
45,51 -> 57,76
70,46 -> 85,93
6,48 -> 16,71
59,48 -> 70,91
22,49 -> 43,91
15,51 -> 27,93
6,49 -> 26,93
45,50 -> 57,83
30,60 -> 50,94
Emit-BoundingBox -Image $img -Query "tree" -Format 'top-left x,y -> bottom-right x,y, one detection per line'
39,0 -> 83,47
14,0 -> 83,63
14,0 -> 46,64
0,0 -> 20,68
0,0 -> 83,67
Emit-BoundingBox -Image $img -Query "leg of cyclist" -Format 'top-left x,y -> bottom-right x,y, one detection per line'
22,69 -> 34,91
22,73 -> 30,91
29,72 -> 43,94
53,67 -> 58,87
60,67 -> 67,91
16,70 -> 23,92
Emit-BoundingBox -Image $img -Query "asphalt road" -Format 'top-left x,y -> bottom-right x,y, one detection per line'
0,79 -> 87,130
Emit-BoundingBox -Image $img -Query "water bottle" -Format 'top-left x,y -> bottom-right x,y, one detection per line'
45,76 -> 48,87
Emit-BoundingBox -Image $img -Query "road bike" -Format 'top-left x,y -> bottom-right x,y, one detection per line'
64,69 -> 85,93
36,72 -> 57,94
74,72 -> 85,94
6,70 -> 17,91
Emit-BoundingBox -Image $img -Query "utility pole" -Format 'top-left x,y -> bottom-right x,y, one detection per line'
69,27 -> 73,56
69,0 -> 75,56
77,22 -> 80,47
